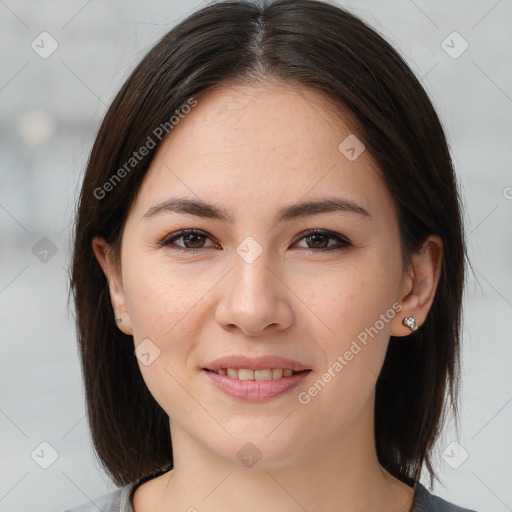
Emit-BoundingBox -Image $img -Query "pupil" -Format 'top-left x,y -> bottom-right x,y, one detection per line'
307,234 -> 327,248
184,234 -> 204,248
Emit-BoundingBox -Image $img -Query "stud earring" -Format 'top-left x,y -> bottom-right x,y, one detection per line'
115,316 -> 123,323
402,316 -> 418,331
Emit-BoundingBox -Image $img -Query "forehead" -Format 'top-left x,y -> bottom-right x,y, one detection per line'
128,82 -> 394,224
172,81 -> 362,158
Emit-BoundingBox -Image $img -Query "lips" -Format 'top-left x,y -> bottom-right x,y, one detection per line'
201,355 -> 312,401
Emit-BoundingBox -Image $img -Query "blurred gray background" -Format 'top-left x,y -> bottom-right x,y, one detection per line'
0,1 -> 511,511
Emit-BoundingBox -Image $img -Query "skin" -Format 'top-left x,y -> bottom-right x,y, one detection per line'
93,82 -> 443,512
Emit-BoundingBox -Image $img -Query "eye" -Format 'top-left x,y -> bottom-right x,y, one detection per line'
292,229 -> 352,252
158,228 -> 352,254
159,228 -> 220,252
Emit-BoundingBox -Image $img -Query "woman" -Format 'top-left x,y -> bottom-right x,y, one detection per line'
67,0 -> 478,510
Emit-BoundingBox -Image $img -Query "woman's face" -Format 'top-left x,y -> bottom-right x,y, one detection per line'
99,83 -> 416,467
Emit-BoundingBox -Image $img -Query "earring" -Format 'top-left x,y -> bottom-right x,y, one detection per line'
402,316 -> 418,331
115,316 -> 123,323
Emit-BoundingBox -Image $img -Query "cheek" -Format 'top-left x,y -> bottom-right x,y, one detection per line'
292,253 -> 401,408
124,258 -> 203,420
124,255 -> 207,340
297,257 -> 401,349
123,255 -> 212,402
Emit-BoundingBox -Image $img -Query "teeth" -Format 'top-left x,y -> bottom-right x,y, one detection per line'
212,368 -> 299,380
227,368 -> 238,379
272,368 -> 283,379
238,369 -> 254,381
255,369 -> 272,381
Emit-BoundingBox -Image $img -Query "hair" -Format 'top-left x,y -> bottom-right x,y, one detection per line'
70,0 -> 468,489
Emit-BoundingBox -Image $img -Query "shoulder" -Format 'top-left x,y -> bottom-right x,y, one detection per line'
412,481 -> 479,512
63,482 -> 136,512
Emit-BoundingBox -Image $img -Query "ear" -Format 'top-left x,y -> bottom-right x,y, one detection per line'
91,236 -> 133,335
391,234 -> 443,337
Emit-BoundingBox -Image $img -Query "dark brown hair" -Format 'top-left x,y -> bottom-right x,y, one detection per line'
70,0 -> 468,489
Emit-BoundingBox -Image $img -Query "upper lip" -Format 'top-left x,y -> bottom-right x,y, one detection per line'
203,355 -> 311,372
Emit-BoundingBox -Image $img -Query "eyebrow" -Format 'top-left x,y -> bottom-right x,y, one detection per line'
141,197 -> 371,223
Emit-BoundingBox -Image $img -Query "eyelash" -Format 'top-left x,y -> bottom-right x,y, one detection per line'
158,228 -> 353,254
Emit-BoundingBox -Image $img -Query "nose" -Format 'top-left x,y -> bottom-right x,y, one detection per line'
215,251 -> 294,337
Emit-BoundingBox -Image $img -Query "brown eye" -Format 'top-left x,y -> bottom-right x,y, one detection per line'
181,233 -> 206,248
294,229 -> 352,252
305,233 -> 329,249
160,229 -> 219,252
159,228 -> 351,254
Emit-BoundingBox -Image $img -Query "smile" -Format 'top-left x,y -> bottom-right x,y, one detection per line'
208,368 -> 298,380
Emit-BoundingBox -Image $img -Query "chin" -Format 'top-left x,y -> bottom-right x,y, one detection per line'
201,431 -> 303,470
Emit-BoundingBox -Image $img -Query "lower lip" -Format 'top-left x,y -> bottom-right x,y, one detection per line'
202,369 -> 311,401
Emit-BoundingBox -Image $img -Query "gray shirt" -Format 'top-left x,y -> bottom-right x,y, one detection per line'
64,480 -> 478,512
